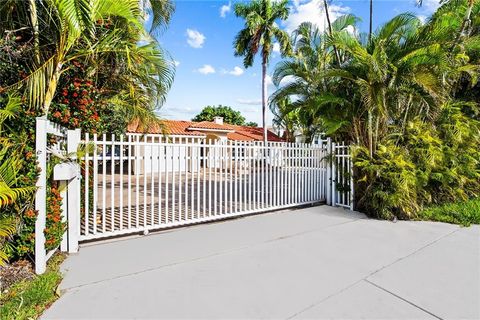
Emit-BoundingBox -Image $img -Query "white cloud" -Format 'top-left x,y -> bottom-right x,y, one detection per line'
197,64 -> 216,75
265,75 -> 273,86
228,66 -> 244,76
273,42 -> 281,53
186,29 -> 206,48
174,60 -> 180,67
220,2 -> 231,18
419,0 -> 441,13
417,15 -> 427,24
237,99 -> 262,105
283,0 -> 350,34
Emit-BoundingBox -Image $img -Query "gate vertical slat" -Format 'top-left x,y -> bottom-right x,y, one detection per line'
165,139 -> 169,224
202,142 -> 207,219
127,134 -> 132,229
143,137 -> 147,229
150,138 -> 155,226
111,134 -> 115,232
196,143 -> 200,219
84,133 -> 90,235
171,137 -> 176,222
189,139 -> 195,219
232,141 -> 236,213
214,144 -> 218,216
135,134 -> 140,229
208,143 -> 212,217
157,141 -> 162,224
93,134 -> 98,234
102,134 -> 107,233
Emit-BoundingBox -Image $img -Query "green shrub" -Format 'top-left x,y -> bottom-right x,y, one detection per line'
417,198 -> 480,226
353,103 -> 480,221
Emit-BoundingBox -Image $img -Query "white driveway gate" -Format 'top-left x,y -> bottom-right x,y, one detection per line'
34,118 -> 354,273
75,135 -> 338,241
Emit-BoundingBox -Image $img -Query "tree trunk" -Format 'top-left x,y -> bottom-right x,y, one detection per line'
368,110 -> 373,158
29,0 -> 40,65
323,0 -> 341,65
262,59 -> 268,145
451,0 -> 474,51
43,62 -> 63,116
368,0 -> 373,43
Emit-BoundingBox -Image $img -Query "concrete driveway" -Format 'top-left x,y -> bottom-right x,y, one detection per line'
43,206 -> 479,319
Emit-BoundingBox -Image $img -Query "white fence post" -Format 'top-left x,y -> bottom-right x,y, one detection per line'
35,117 -> 48,274
331,142 -> 337,207
325,138 -> 332,205
67,129 -> 81,253
350,155 -> 355,211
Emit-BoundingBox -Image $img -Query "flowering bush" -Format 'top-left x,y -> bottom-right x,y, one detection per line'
50,65 -> 101,133
45,183 -> 66,250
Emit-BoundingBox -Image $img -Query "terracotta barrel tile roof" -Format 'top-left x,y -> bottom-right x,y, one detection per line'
128,119 -> 284,142
127,119 -> 204,136
187,121 -> 235,131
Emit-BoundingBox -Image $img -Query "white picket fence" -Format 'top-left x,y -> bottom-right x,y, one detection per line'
34,119 -> 354,273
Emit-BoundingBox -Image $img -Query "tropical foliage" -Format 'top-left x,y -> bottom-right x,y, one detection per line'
271,0 -> 480,220
233,0 -> 292,142
0,0 -> 175,263
0,96 -> 36,266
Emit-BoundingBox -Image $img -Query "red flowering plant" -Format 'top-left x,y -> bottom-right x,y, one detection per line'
50,63 -> 102,133
45,183 -> 65,250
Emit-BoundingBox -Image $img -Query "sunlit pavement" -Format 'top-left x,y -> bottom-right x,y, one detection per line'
43,206 -> 479,319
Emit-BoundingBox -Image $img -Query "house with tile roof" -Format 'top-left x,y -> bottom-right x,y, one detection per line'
127,117 -> 285,142
127,117 -> 285,174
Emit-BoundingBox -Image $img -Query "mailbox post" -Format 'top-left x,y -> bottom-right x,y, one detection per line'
53,161 -> 80,253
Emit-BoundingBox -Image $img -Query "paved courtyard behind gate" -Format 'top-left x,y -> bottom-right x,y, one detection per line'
43,206 -> 479,319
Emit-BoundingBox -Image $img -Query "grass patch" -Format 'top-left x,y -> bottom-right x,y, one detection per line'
0,253 -> 65,320
417,198 -> 480,227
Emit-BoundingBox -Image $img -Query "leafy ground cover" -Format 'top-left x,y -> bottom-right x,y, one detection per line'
0,253 -> 65,320
417,198 -> 480,227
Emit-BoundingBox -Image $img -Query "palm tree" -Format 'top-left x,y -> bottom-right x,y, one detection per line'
233,0 -> 292,143
270,16 -> 358,142
322,0 -> 341,64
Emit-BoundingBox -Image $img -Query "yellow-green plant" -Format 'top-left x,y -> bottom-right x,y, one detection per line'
0,97 -> 36,265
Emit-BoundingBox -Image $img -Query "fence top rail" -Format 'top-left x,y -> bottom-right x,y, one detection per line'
81,134 -> 329,149
79,140 -> 329,150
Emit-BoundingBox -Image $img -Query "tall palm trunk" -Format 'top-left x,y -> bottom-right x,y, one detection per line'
262,58 -> 268,144
368,110 -> 373,157
28,0 -> 40,65
368,0 -> 373,43
451,0 -> 474,51
323,0 -> 341,65
43,63 -> 62,115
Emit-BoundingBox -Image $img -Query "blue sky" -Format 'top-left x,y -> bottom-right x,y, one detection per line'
157,0 -> 441,125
